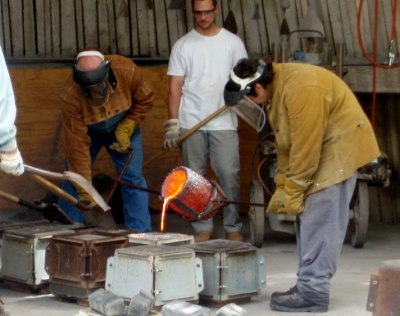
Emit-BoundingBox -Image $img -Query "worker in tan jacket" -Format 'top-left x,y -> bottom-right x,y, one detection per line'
59,50 -> 153,232
224,59 -> 380,313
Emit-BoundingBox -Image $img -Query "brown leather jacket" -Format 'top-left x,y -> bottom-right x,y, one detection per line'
268,63 -> 380,195
60,55 -> 154,180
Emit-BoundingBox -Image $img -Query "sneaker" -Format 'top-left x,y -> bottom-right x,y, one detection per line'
194,231 -> 212,242
270,287 -> 328,313
226,231 -> 245,242
271,286 -> 297,299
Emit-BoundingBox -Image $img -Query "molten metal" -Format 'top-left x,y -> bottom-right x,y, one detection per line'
161,166 -> 226,223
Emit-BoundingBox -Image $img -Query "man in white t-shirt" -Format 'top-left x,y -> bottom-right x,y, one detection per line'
164,0 -> 248,242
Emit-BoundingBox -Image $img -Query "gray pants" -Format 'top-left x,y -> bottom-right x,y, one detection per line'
181,129 -> 242,233
296,174 -> 357,306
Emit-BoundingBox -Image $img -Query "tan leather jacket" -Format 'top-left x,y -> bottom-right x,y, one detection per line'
60,55 -> 154,180
268,63 -> 380,195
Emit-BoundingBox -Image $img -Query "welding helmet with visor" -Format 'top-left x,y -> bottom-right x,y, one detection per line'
224,60 -> 267,132
73,51 -> 111,107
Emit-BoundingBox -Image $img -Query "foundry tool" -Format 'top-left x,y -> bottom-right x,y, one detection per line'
0,189 -> 73,224
144,97 -> 266,168
24,164 -> 109,211
29,174 -> 117,229
160,166 -> 266,222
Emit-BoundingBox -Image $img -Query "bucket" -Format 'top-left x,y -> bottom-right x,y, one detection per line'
161,166 -> 226,221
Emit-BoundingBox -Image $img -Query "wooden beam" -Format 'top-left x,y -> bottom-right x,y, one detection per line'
344,66 -> 400,93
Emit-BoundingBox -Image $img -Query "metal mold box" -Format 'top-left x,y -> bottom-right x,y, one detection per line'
105,244 -> 203,306
189,239 -> 266,303
128,232 -> 194,246
46,233 -> 128,298
0,224 -> 75,287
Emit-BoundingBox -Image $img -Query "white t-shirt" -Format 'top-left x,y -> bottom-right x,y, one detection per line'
168,28 -> 248,130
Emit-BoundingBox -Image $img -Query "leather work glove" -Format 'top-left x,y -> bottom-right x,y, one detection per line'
73,183 -> 97,210
266,173 -> 286,214
110,117 -> 135,153
267,176 -> 305,216
0,140 -> 24,176
163,118 -> 180,150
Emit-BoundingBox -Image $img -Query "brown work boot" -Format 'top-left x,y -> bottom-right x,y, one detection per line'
226,231 -> 245,242
194,231 -> 213,242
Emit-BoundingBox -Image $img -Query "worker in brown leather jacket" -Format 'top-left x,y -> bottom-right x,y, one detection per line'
59,49 -> 154,232
224,58 -> 380,313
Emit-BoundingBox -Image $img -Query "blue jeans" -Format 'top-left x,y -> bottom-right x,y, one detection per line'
59,128 -> 151,232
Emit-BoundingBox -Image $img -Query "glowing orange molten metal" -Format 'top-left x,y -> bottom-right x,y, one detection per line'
161,169 -> 187,232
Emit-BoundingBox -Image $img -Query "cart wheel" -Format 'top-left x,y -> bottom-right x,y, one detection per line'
349,181 -> 369,248
249,179 -> 266,248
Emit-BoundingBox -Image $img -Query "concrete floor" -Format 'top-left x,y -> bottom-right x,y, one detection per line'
0,209 -> 398,316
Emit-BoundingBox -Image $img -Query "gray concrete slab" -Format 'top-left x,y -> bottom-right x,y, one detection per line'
0,210 -> 398,316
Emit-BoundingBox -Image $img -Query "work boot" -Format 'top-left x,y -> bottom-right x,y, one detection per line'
271,285 -> 297,299
269,287 -> 328,313
226,231 -> 245,242
194,231 -> 212,242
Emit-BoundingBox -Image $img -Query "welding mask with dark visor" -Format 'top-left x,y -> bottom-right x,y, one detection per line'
73,61 -> 111,107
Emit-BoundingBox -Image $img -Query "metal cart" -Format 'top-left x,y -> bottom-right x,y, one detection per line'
248,135 -> 391,249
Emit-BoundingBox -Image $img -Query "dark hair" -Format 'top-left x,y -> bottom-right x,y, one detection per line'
191,0 -> 217,7
232,58 -> 274,97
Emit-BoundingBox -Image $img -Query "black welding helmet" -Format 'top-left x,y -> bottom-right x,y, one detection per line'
224,59 -> 266,106
73,51 -> 111,107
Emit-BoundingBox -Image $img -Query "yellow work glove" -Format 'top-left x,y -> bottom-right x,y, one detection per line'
266,174 -> 286,214
109,117 -> 135,153
73,183 -> 97,209
267,176 -> 305,216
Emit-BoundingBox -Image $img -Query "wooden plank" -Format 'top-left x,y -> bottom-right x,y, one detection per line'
285,0 -> 300,56
129,0 -> 139,55
106,0 -> 117,54
185,0 -> 194,31
166,3 -> 182,50
9,0 -> 23,56
1,0 -> 11,55
241,0 -> 262,56
263,0 -> 282,54
319,1 -> 334,48
50,0 -> 61,56
137,0 -> 150,55
82,0 -> 98,49
60,0 -> 77,56
344,0 -> 362,57
74,0 -> 85,51
115,0 -> 131,55
326,0 -> 345,51
385,97 -> 400,221
146,0 -> 157,56
338,0 -> 355,57
98,0 -> 111,53
375,0 -> 389,57
176,4 -> 187,39
44,0 -> 52,55
254,0 -> 268,55
154,0 -> 169,57
228,0 -> 245,43
0,0 -> 4,49
35,0 -> 46,56
344,66 -> 400,93
23,0 -> 36,57
394,0 -> 400,55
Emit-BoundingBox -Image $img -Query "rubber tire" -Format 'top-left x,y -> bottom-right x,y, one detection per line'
350,181 -> 369,248
249,179 -> 266,248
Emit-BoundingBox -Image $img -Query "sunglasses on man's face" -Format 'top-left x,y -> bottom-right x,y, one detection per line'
192,6 -> 216,17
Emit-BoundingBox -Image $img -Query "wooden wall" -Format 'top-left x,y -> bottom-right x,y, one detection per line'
2,65 -> 259,215
1,0 -> 400,61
